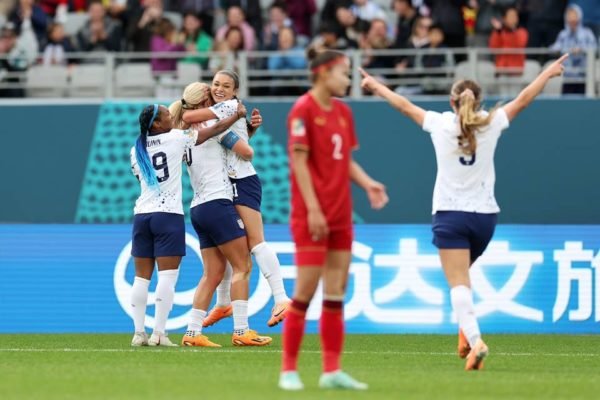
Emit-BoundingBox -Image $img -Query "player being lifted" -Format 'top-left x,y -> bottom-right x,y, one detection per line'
360,54 -> 569,370
279,49 -> 388,391
129,103 -> 242,347
178,71 -> 291,328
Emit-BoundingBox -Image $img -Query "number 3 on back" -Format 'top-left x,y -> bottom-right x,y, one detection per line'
332,133 -> 343,160
459,153 -> 476,166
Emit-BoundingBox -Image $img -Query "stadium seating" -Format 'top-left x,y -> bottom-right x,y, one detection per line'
69,64 -> 107,97
64,12 -> 89,37
114,63 -> 155,98
26,65 -> 69,97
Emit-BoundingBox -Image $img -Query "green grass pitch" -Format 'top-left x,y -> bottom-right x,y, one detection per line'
1,334 -> 599,400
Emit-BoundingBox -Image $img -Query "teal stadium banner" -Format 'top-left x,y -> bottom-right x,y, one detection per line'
1,99 -> 600,224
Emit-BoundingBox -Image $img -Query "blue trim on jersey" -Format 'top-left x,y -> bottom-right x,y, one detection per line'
135,104 -> 160,189
220,131 -> 240,150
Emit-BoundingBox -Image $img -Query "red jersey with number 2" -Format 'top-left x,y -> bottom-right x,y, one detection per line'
287,93 -> 358,230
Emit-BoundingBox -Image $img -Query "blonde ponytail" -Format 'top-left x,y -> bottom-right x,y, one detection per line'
451,80 -> 496,155
170,82 -> 211,129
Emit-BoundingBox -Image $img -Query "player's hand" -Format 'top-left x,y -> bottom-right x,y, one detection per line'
546,53 -> 568,78
366,180 -> 389,210
359,67 -> 379,94
250,108 -> 262,128
236,102 -> 247,118
307,208 -> 329,242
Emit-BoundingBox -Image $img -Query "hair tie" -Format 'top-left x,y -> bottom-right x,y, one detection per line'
460,89 -> 475,99
311,57 -> 346,74
181,98 -> 187,106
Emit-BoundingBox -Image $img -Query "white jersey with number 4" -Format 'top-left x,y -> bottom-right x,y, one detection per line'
423,108 -> 510,214
210,99 -> 257,179
130,129 -> 198,215
187,120 -> 233,208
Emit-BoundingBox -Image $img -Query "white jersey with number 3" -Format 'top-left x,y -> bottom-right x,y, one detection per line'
210,99 -> 257,179
130,129 -> 198,215
187,120 -> 233,208
422,108 -> 510,214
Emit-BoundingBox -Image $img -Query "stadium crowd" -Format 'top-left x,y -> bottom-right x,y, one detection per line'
0,0 -> 598,97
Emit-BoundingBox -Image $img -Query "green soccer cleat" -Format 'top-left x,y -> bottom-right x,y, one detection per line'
278,371 -> 304,391
319,371 -> 368,390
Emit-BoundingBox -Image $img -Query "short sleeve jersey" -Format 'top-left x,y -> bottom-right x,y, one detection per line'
287,93 -> 358,230
210,99 -> 257,179
130,129 -> 198,215
187,120 -> 234,208
422,108 -> 510,214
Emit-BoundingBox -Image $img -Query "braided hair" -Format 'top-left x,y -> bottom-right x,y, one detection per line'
135,104 -> 160,188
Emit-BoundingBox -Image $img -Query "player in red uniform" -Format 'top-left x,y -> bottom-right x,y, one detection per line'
279,48 -> 389,391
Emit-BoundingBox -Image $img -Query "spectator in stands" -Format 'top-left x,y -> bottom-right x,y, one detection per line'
395,16 -> 431,71
321,0 -> 352,28
127,0 -> 163,52
489,6 -> 528,75
420,23 -> 454,94
351,0 -> 386,24
106,0 -> 129,23
209,26 -> 244,72
361,18 -> 394,69
284,0 -> 317,40
267,26 -> 306,95
472,0 -> 517,47
569,0 -> 600,38
76,0 -> 122,52
9,0 -> 48,50
0,21 -> 38,97
215,6 -> 256,51
150,17 -> 185,73
425,0 -> 466,48
335,5 -> 362,48
170,0 -> 215,33
310,20 -> 351,50
38,0 -> 67,21
550,3 -> 597,93
392,0 -> 417,49
221,0 -> 262,43
180,11 -> 213,68
526,0 -> 566,48
0,1 -> 17,19
42,22 -> 74,66
262,1 -> 292,51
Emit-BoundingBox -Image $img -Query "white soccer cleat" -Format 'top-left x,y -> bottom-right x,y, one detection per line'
278,371 -> 304,391
319,371 -> 368,390
131,332 -> 149,347
148,332 -> 178,347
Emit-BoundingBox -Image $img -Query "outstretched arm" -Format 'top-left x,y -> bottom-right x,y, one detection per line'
194,103 -> 247,145
359,67 -> 426,127
503,54 -> 568,121
183,108 -> 218,125
350,159 -> 388,210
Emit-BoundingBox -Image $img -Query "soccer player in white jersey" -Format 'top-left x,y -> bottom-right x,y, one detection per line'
129,103 -> 245,347
181,71 -> 291,329
169,83 -> 272,347
359,54 -> 568,370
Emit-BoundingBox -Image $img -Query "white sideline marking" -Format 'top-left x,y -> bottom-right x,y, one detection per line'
0,348 -> 598,357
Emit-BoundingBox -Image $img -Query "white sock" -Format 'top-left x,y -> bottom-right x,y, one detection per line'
215,262 -> 232,307
251,242 -> 289,304
450,285 -> 481,347
232,300 -> 249,334
186,308 -> 207,334
154,269 -> 179,334
130,277 -> 150,332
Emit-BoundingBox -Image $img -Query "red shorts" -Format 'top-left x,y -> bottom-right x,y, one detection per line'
291,224 -> 353,267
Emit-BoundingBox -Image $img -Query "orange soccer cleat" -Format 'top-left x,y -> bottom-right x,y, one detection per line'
458,329 -> 471,359
181,334 -> 222,347
267,301 -> 290,327
202,305 -> 233,328
232,330 -> 273,346
465,339 -> 488,371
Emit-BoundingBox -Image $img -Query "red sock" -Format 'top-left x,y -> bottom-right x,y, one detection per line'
320,300 -> 344,373
281,299 -> 309,372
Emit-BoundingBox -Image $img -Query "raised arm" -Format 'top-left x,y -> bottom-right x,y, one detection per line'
194,103 -> 247,145
503,54 -> 568,121
350,158 -> 388,210
183,108 -> 218,125
359,67 -> 426,127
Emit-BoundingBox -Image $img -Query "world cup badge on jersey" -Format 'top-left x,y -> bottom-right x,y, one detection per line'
291,118 -> 306,136
237,218 -> 245,229
315,116 -> 326,126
